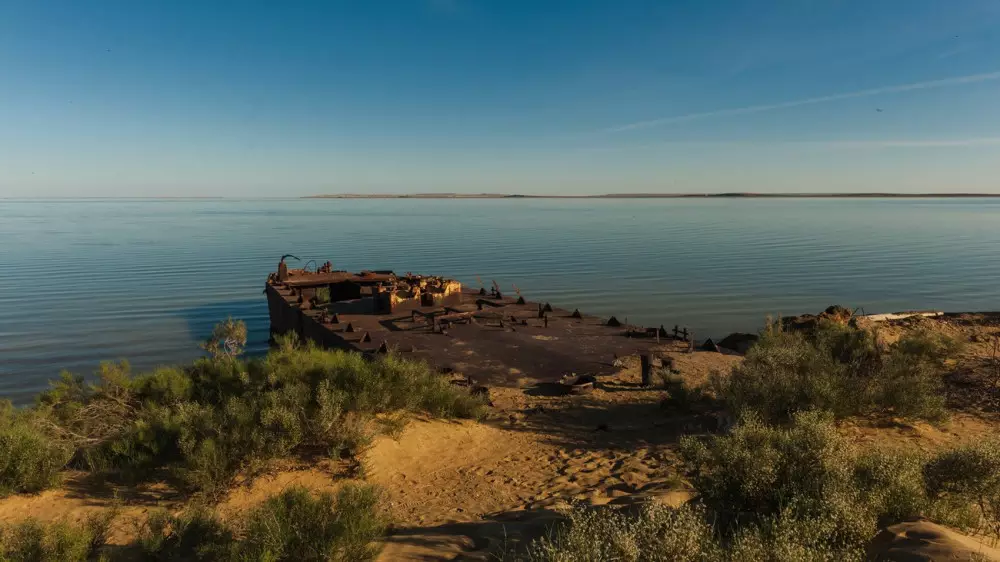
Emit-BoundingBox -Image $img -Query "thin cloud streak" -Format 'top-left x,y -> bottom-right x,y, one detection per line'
817,137 -> 1000,149
935,44 -> 974,60
607,70 -> 1000,132
580,137 -> 1000,152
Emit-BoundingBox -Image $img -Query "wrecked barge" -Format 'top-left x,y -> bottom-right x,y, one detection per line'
265,259 -> 681,386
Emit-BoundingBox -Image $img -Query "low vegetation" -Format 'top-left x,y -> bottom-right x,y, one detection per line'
0,320 -> 485,498
138,484 -> 385,562
314,287 -> 332,305
513,314 -> 988,560
2,312 -> 993,561
0,402 -> 72,498
521,503 -> 721,562
0,485 -> 383,561
924,440 -> 1000,538
514,412 -> 1000,561
0,509 -> 115,562
714,318 -> 962,422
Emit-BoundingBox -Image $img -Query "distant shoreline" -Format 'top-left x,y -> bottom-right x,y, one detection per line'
304,192 -> 1000,199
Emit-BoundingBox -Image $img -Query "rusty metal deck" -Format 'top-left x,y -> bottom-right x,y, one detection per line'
266,274 -> 673,386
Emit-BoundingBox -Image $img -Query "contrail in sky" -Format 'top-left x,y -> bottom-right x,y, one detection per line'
607,70 -> 1000,133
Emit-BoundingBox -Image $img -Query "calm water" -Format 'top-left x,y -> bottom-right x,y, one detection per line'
2,198 -> 998,403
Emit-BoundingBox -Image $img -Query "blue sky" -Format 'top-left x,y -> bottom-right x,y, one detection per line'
2,0 -> 1000,196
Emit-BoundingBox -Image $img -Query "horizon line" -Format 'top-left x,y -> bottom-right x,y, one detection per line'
304,192 -> 1000,199
5,192 -> 1000,201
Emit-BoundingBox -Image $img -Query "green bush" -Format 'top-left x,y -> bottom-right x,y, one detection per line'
2,485 -> 385,561
81,402 -> 183,484
851,449 -> 927,525
35,362 -> 136,445
138,485 -> 385,562
516,413 -> 1000,561
521,503 -> 719,562
678,410 -> 874,541
0,510 -> 114,562
658,373 -> 708,414
314,287 -> 331,304
137,506 -> 235,561
726,506 -> 867,562
131,366 -> 192,404
680,411 -> 938,542
895,328 -> 965,366
924,441 -> 1000,536
0,404 -> 71,497
236,485 -> 386,561
200,316 -> 247,359
873,353 -> 946,420
16,320 -> 486,497
508,502 -> 870,562
716,320 -> 949,422
516,409 -> 1000,561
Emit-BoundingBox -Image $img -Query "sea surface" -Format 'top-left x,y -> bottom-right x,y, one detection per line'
1,197 -> 998,404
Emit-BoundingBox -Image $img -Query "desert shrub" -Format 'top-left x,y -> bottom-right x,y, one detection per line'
35,362 -> 136,443
871,353 -> 946,420
717,320 -> 950,422
716,326 -> 852,421
0,404 -> 71,497
172,393 -> 306,496
19,320 -> 485,496
138,485 -> 385,562
0,509 -> 115,562
200,316 -> 247,359
678,411 -> 934,556
895,328 -> 965,365
166,343 -> 482,494
260,343 -> 486,420
235,485 -> 385,561
314,287 -> 331,304
658,373 -> 709,414
851,449 -> 928,524
516,413 -> 1000,560
678,411 -> 871,534
131,366 -> 192,404
726,506 -> 867,562
924,441 -> 1000,536
82,508 -> 117,559
81,402 -> 184,484
511,503 -> 870,562
138,506 -> 235,561
522,503 -> 719,562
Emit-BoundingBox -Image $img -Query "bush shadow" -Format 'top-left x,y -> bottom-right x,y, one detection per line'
381,506 -> 566,560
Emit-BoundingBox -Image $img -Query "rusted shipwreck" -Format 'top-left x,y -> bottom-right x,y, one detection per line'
265,258 -> 677,386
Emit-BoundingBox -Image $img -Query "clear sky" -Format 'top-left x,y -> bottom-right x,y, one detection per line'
2,0 -> 1000,197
